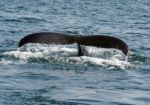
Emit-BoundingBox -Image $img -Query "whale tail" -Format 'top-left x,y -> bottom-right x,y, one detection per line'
18,32 -> 128,55
18,32 -> 76,47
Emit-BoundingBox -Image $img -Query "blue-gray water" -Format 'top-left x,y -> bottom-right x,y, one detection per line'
0,0 -> 150,105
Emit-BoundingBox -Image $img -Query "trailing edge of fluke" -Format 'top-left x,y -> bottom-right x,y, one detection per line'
18,32 -> 129,56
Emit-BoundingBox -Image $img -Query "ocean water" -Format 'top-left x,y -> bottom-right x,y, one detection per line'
0,0 -> 150,105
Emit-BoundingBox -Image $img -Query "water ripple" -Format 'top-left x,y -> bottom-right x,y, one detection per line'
0,0 -> 150,105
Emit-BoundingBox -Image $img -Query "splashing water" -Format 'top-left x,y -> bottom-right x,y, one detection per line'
3,44 -> 135,69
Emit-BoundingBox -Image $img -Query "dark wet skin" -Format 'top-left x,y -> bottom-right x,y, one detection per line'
18,32 -> 128,56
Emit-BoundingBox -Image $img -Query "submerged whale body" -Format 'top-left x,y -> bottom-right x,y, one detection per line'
18,32 -> 129,56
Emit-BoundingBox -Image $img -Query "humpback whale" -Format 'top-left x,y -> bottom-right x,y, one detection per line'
18,32 -> 128,56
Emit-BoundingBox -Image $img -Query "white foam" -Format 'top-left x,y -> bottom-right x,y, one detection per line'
68,56 -> 133,69
0,59 -> 13,64
3,44 -> 135,69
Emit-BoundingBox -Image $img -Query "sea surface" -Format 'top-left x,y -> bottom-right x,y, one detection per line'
0,0 -> 150,105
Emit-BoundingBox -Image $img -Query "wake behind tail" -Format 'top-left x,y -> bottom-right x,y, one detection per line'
3,44 -> 135,69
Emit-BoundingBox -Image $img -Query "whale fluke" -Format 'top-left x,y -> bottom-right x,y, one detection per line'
18,32 -> 76,47
18,32 -> 128,55
77,35 -> 128,55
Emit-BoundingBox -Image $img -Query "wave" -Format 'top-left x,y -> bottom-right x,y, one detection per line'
2,44 -> 135,69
